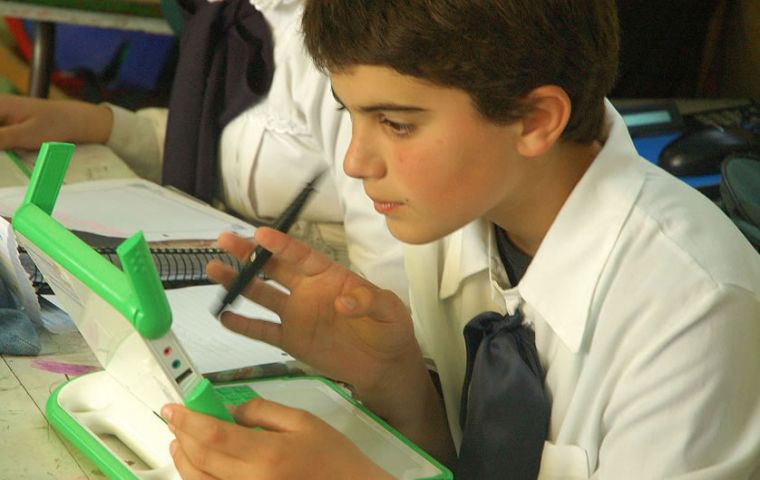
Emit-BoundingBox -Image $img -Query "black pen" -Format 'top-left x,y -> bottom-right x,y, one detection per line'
213,170 -> 325,316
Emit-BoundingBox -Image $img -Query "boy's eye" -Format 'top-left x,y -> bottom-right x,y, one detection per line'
381,117 -> 414,136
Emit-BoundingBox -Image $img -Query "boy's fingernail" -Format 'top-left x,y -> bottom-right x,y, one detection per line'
161,406 -> 173,422
339,296 -> 356,311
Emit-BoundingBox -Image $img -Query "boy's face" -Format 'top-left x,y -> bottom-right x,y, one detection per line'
331,65 -> 527,245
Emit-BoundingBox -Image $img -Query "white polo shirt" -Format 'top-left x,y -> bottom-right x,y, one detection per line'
406,102 -> 760,478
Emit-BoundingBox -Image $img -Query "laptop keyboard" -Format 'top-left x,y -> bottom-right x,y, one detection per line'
215,385 -> 259,405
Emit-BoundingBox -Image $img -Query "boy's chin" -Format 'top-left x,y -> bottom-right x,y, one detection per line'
386,219 -> 458,245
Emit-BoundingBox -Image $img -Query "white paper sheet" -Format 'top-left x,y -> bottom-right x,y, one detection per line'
0,178 -> 255,242
167,285 -> 294,375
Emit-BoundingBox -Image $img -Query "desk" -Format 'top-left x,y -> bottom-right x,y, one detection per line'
0,0 -> 172,97
0,329 -> 103,479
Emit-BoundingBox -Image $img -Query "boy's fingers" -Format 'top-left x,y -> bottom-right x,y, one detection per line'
161,404 -> 292,472
164,405 -> 258,477
207,264 -> 288,312
205,259 -> 238,285
236,278 -> 289,313
220,311 -> 283,348
170,439 -> 221,480
214,231 -> 304,289
172,432 -> 248,479
164,404 -> 265,449
216,231 -> 257,262
232,397 -> 319,433
254,227 -> 334,277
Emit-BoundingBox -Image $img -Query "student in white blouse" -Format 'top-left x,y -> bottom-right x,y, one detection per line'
0,0 -> 408,304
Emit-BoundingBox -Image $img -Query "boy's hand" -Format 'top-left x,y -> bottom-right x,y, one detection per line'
208,229 -> 455,460
207,228 -> 421,396
162,400 -> 393,480
0,94 -> 112,150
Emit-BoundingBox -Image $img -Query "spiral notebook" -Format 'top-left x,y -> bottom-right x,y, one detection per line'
18,245 -> 243,294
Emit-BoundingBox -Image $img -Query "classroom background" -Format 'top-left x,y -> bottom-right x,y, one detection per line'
0,0 -> 758,106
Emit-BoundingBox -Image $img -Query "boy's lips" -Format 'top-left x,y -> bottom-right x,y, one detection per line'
371,198 -> 403,214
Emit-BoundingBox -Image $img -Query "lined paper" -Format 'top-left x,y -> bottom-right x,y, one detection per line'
167,285 -> 294,375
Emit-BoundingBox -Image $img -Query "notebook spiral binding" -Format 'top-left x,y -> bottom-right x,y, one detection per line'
18,246 -> 243,295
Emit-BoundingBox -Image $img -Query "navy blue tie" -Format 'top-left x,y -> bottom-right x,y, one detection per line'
455,308 -> 549,479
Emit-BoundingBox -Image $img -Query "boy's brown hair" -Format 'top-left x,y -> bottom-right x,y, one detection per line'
302,0 -> 619,143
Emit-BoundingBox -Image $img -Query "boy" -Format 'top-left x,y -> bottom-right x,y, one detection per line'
161,1 -> 760,478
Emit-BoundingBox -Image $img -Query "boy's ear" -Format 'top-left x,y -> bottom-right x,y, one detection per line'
515,86 -> 571,157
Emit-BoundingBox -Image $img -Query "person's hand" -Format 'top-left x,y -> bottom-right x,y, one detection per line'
207,228 -> 421,396
0,93 -> 113,150
162,398 -> 393,480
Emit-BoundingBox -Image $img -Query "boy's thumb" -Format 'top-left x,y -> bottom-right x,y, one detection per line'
232,397 -> 312,432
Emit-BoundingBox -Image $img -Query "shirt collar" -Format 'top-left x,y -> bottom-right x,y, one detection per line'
439,220 -> 492,299
437,101 -> 646,353
519,100 -> 645,352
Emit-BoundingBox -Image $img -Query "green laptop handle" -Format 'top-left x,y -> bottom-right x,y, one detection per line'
185,379 -> 236,423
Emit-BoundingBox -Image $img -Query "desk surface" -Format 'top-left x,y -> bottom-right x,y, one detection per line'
0,329 -> 103,479
0,0 -> 171,34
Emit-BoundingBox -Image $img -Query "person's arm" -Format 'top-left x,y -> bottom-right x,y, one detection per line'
0,94 -> 112,149
104,104 -> 166,183
0,93 -> 166,184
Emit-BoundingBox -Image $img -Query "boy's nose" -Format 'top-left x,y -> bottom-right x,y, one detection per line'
343,129 -> 385,180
